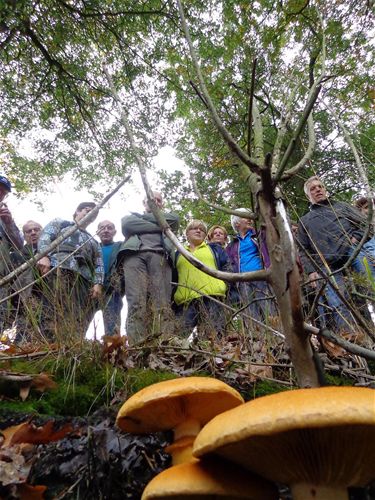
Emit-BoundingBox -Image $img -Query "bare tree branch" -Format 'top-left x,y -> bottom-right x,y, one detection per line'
274,12 -> 326,182
175,0 -> 262,175
305,324 -> 375,362
191,175 -> 257,220
279,112 -> 316,181
247,58 -> 257,157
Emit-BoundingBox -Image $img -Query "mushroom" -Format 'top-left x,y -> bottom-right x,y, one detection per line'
193,386 -> 375,499
116,377 -> 244,464
142,457 -> 278,499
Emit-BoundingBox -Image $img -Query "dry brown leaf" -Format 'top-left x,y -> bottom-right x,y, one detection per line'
236,364 -> 273,382
17,483 -> 47,499
2,421 -> 74,447
31,373 -> 57,392
321,337 -> 349,359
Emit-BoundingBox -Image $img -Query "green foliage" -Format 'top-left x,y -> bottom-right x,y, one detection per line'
0,0 -> 372,207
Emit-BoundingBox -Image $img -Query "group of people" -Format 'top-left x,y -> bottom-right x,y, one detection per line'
0,185 -> 123,343
0,173 -> 374,347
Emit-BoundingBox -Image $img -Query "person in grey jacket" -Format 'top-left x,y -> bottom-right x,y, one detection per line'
297,176 -> 374,334
120,191 -> 179,345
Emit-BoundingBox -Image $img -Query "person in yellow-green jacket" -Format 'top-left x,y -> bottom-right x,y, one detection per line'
173,220 -> 232,338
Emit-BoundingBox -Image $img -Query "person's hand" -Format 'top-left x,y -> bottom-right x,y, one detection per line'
37,256 -> 51,275
0,204 -> 13,224
90,284 -> 103,299
308,272 -> 320,289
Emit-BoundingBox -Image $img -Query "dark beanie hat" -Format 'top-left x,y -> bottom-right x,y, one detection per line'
75,202 -> 96,212
0,175 -> 12,192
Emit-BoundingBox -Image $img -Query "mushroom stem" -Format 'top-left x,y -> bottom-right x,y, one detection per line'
291,483 -> 348,499
165,436 -> 197,465
173,417 -> 201,441
165,418 -> 202,465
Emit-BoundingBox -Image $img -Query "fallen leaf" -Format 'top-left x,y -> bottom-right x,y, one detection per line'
18,483 -> 47,499
31,373 -> 57,392
2,421 -> 74,447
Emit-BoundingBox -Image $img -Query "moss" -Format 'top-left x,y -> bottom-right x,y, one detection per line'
324,373 -> 354,387
125,369 -> 178,395
0,354 -> 182,417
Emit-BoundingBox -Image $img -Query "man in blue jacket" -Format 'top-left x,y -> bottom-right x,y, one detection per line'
120,192 -> 179,345
97,220 -> 123,336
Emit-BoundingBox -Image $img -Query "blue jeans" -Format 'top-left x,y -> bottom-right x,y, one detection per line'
322,273 -> 355,331
351,237 -> 375,279
238,281 -> 277,321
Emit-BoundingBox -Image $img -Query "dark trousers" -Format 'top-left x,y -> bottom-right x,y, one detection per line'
123,252 -> 175,345
175,296 -> 226,338
238,280 -> 277,321
40,269 -> 95,342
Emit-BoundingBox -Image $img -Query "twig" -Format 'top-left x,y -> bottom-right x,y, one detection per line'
176,0 -> 262,174
0,350 -> 58,361
304,323 -> 375,361
191,175 -> 256,220
247,58 -> 257,157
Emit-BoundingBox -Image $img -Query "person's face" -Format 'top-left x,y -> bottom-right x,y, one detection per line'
291,224 -> 299,238
23,222 -> 42,246
75,206 -> 97,225
0,184 -> 9,203
359,203 -> 369,216
308,180 -> 327,204
187,225 -> 206,246
144,192 -> 164,212
98,221 -> 116,244
210,227 -> 227,246
236,217 -> 253,235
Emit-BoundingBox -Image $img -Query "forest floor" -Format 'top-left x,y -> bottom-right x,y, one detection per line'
0,332 -> 374,499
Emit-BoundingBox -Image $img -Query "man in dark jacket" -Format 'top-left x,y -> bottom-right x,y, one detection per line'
10,221 -> 43,342
297,176 -> 374,334
226,208 -> 275,321
97,220 -> 123,336
0,175 -> 23,335
120,191 -> 179,345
